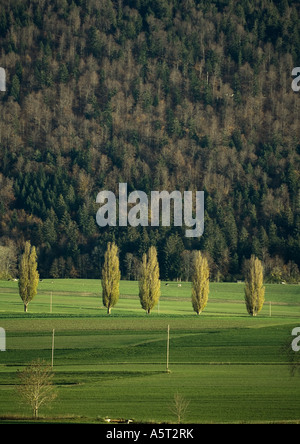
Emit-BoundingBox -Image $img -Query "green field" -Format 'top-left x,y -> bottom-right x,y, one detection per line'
0,279 -> 299,423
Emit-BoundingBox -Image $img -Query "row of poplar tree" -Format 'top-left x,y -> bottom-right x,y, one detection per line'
99,242 -> 265,317
102,241 -> 211,315
18,240 -> 265,317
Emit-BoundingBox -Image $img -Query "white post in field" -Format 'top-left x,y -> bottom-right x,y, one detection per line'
51,329 -> 55,368
166,325 -> 170,373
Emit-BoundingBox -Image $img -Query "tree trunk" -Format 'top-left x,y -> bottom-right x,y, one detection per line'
24,304 -> 28,313
107,306 -> 111,315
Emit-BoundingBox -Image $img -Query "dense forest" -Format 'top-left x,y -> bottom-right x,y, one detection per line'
0,0 -> 299,282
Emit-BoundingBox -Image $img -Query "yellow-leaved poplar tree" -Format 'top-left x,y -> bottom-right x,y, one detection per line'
244,255 -> 265,316
192,251 -> 209,315
18,241 -> 39,313
139,246 -> 161,314
101,242 -> 120,315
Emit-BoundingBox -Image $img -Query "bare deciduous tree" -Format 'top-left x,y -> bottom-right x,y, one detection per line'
169,392 -> 190,424
17,360 -> 57,419
0,241 -> 17,279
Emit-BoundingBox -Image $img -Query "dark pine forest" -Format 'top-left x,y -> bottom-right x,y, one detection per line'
0,0 -> 299,282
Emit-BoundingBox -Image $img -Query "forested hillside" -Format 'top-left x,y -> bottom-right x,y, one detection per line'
0,0 -> 299,282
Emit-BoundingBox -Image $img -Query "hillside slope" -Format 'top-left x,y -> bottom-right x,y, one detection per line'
0,0 -> 299,281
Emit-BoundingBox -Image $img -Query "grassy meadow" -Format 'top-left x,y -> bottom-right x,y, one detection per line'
0,279 -> 299,423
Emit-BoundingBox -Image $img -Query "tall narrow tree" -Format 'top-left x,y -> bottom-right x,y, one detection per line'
18,241 -> 39,313
139,246 -> 161,314
244,255 -> 265,316
101,242 -> 120,315
192,251 -> 209,315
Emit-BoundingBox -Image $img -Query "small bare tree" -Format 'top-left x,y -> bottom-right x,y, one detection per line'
0,242 -> 17,280
17,360 -> 57,418
281,331 -> 300,377
169,392 -> 190,424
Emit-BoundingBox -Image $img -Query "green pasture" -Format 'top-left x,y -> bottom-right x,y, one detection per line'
0,280 -> 299,423
0,279 -> 298,316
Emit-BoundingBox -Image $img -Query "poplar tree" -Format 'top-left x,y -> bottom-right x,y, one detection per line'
139,246 -> 161,314
244,255 -> 265,316
101,242 -> 120,315
18,241 -> 39,313
192,251 -> 209,315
